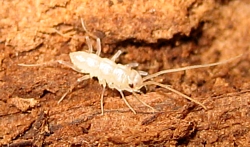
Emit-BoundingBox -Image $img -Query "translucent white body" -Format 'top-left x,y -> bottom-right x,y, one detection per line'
70,51 -> 143,92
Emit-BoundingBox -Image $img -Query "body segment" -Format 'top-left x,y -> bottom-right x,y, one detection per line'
69,51 -> 139,91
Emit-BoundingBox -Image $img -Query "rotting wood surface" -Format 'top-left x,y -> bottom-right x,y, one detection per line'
0,0 -> 250,146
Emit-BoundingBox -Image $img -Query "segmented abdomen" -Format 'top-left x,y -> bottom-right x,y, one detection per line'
69,51 -> 131,89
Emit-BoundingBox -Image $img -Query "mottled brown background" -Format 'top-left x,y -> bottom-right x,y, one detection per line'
0,0 -> 250,146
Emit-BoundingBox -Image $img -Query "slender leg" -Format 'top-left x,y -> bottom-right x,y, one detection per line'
125,62 -> 139,68
111,50 -> 123,61
80,18 -> 102,56
77,75 -> 91,82
84,28 -> 101,56
96,38 -> 101,56
100,86 -> 106,115
119,91 -> 136,114
85,36 -> 93,53
58,75 -> 91,104
132,92 -> 157,112
138,70 -> 148,76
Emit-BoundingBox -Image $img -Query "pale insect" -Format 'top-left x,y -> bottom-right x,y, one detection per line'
19,19 -> 241,115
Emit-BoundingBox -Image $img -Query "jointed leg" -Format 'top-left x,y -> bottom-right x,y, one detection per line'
85,36 -> 93,53
85,32 -> 101,56
85,33 -> 101,55
100,86 -> 106,115
58,75 -> 91,103
111,50 -> 123,61
119,91 -> 136,114
80,18 -> 102,56
138,71 -> 148,76
95,38 -> 101,56
126,62 -> 139,68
